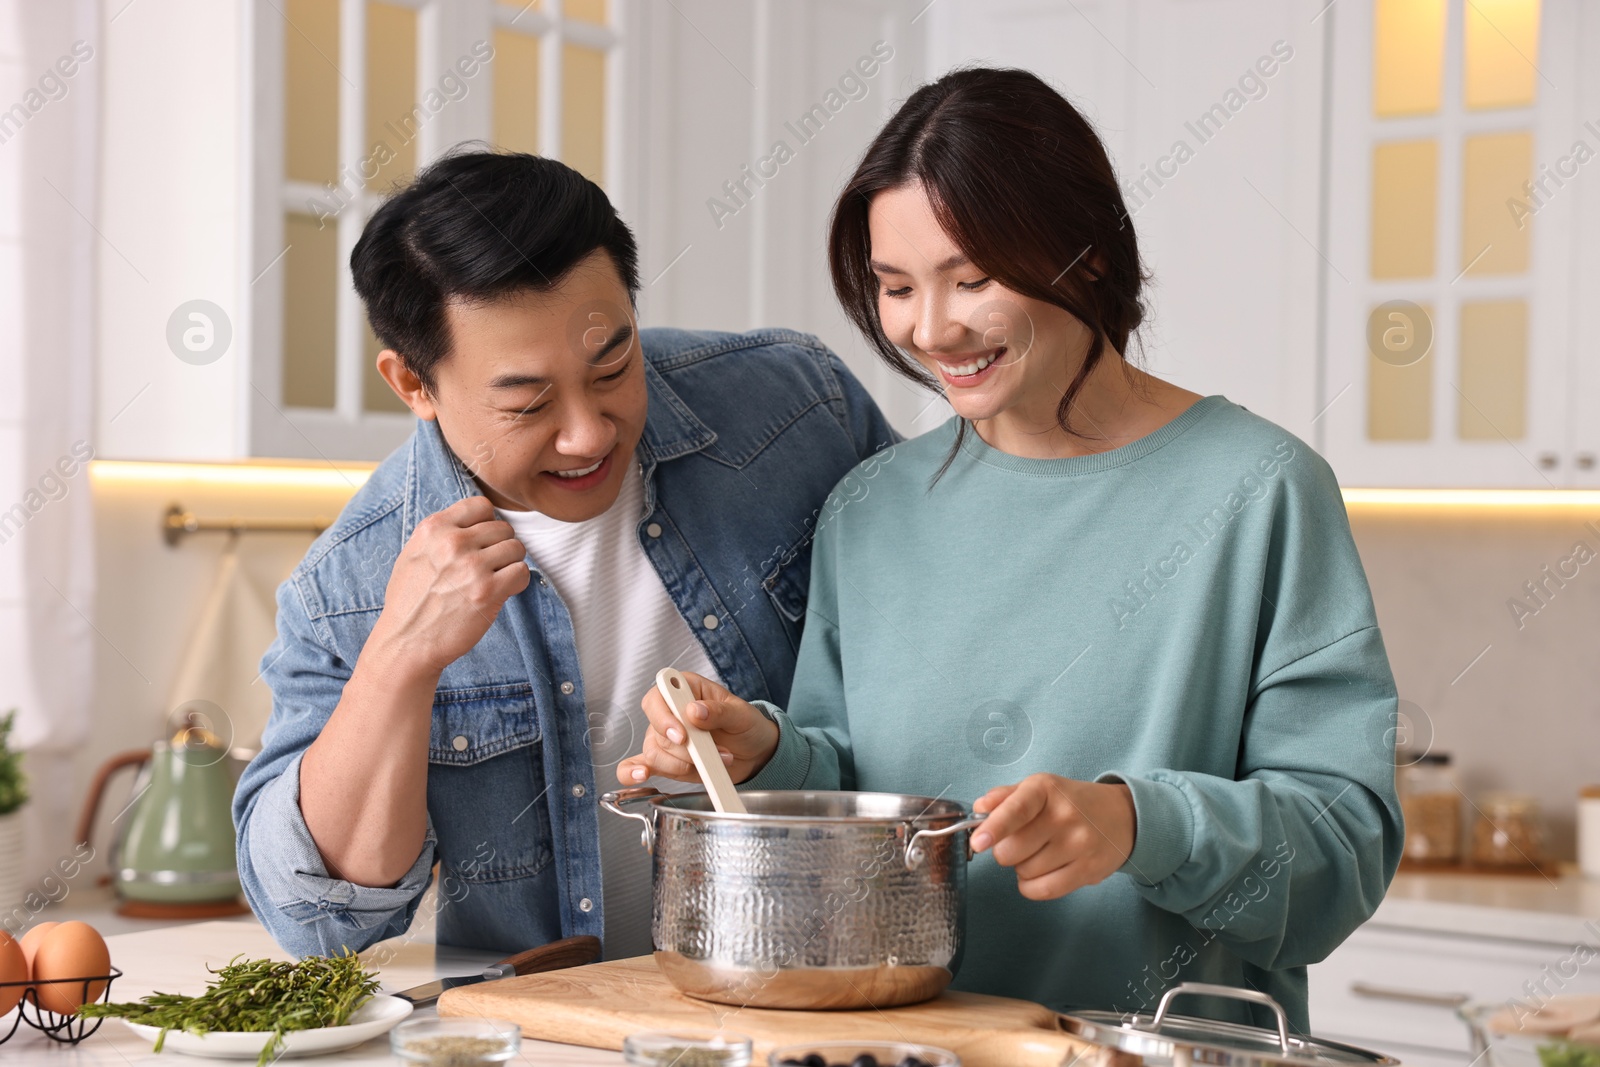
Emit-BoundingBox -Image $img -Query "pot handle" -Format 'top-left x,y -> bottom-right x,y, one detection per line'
600,787 -> 663,853
905,813 -> 988,870
1150,982 -> 1293,1056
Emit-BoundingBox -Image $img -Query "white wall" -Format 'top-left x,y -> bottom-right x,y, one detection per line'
18,468 -> 360,903
96,0 -> 250,462
21,482 -> 1595,895
1353,508 -> 1600,861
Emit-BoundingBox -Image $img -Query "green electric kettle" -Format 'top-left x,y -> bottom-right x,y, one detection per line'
76,717 -> 244,917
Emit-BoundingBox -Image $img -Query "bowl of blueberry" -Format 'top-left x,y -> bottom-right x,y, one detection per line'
768,1042 -> 960,1067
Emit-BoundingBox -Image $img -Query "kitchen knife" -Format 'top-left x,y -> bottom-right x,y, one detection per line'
392,935 -> 601,1006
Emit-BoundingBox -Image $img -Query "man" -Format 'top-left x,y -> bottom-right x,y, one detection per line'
233,151 -> 896,958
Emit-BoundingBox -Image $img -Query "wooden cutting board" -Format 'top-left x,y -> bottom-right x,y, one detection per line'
438,956 -> 1101,1067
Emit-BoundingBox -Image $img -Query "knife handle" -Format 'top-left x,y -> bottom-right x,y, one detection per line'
480,935 -> 602,979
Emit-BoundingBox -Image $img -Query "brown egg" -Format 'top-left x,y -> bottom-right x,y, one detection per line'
0,932 -> 26,1017
18,922 -> 57,970
30,922 -> 110,1016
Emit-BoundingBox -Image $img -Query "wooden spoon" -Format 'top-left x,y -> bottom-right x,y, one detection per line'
655,667 -> 748,814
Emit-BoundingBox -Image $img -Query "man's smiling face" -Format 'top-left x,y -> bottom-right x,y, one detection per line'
384,249 -> 648,522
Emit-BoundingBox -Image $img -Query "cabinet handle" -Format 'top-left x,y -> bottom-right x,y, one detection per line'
1350,981 -> 1470,1008
1578,453 -> 1596,471
1538,453 -> 1560,470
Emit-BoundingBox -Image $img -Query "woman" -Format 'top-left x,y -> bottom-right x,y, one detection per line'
617,67 -> 1402,1030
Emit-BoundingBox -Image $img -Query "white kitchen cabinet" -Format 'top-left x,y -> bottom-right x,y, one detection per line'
96,0 -> 253,463
1567,2 -> 1600,490
924,0 -> 1327,443
1320,0 -> 1593,487
929,0 -> 1600,489
1313,925 -> 1572,1058
1309,921 -> 1600,1065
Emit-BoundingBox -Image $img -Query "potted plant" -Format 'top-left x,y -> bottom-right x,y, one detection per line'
0,710 -> 26,912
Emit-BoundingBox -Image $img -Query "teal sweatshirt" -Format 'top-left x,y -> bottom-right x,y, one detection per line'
745,397 -> 1403,1032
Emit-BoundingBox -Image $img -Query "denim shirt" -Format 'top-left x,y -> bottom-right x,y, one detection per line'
233,328 -> 898,958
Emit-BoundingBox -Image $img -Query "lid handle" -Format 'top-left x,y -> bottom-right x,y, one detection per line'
1150,982 -> 1293,1056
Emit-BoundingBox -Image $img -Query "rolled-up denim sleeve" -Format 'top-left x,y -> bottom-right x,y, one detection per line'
234,570 -> 435,957
239,752 -> 435,957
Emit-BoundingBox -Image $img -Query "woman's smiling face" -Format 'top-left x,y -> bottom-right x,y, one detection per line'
867,183 -> 1094,427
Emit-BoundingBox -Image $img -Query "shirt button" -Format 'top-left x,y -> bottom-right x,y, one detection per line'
571,783 -> 586,798
538,576 -> 547,586
578,897 -> 594,913
702,614 -> 719,630
451,735 -> 469,752
560,681 -> 575,695
646,522 -> 662,538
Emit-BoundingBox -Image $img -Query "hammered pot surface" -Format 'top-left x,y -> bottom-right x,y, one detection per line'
645,791 -> 974,1009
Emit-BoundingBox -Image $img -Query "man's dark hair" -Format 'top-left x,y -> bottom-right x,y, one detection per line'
351,149 -> 640,390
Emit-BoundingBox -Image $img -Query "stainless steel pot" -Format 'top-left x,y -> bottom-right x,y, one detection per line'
599,786 -> 986,1010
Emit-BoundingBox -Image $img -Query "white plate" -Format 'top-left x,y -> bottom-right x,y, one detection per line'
120,994 -> 413,1059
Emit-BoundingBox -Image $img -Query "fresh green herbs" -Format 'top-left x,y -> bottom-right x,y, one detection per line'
0,710 -> 27,816
81,951 -> 379,1066
1539,1041 -> 1600,1067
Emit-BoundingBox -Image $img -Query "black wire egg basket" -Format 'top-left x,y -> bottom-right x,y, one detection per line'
0,968 -> 124,1045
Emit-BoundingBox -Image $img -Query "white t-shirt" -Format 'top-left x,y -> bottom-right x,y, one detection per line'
496,457 -> 721,960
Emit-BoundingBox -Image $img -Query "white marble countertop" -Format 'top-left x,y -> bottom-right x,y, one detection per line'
1370,866 -> 1600,945
0,917 -> 624,1066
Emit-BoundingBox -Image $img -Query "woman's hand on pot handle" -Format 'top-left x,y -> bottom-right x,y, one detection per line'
617,671 -> 780,787
970,773 -> 1138,900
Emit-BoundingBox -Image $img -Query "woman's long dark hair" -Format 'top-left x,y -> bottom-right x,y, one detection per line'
828,67 -> 1148,477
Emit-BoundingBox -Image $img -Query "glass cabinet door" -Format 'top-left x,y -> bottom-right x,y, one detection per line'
1322,0 -> 1580,487
256,0 -> 626,460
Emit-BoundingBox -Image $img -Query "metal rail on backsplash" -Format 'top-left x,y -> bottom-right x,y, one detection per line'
162,504 -> 330,547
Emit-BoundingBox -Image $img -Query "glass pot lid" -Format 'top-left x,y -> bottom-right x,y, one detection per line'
1060,984 -> 1400,1067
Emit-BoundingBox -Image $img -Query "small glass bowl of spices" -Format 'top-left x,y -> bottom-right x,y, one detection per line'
768,1042 -> 961,1067
624,1031 -> 753,1067
392,1017 -> 521,1067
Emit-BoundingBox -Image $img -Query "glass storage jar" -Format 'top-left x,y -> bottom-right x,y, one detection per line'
1399,753 -> 1461,863
1469,792 -> 1544,868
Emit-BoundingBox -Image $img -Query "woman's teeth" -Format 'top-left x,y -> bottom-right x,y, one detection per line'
946,349 -> 1002,378
552,458 -> 604,479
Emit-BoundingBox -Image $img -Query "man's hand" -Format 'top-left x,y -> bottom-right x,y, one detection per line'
370,495 -> 530,676
970,774 -> 1138,900
299,496 -> 524,889
616,672 -> 780,787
